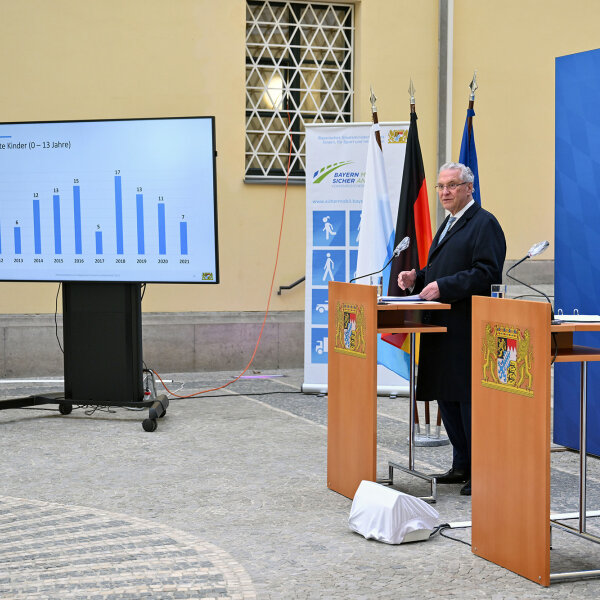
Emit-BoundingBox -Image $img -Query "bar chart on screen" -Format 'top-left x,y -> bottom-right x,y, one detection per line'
0,117 -> 218,283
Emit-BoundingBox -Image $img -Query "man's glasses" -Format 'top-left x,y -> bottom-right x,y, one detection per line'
435,182 -> 468,191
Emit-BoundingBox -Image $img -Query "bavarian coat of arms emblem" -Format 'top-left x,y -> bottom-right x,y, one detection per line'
481,323 -> 533,397
334,302 -> 367,358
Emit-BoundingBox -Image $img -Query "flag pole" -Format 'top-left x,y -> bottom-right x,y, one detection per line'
467,70 -> 478,138
369,85 -> 382,150
407,79 -> 448,447
459,69 -> 481,205
406,79 -> 422,438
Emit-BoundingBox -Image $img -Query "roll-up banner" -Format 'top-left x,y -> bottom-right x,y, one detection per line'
303,122 -> 410,395
555,48 -> 600,454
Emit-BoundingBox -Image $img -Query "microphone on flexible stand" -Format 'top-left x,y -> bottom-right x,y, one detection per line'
505,240 -> 556,320
350,236 -> 410,283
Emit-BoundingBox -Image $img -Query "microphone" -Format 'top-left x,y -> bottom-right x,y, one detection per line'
350,236 -> 410,283
392,235 -> 410,257
505,240 -> 555,318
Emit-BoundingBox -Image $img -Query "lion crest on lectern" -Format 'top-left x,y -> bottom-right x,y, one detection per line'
481,323 -> 533,397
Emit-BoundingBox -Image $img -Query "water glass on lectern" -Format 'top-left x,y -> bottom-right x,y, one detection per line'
370,275 -> 383,299
491,284 -> 507,298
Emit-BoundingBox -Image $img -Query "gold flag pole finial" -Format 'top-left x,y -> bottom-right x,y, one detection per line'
469,70 -> 478,101
408,78 -> 416,113
369,85 -> 382,148
369,85 -> 377,114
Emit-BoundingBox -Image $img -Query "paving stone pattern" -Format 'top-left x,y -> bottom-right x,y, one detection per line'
0,496 -> 254,600
0,370 -> 599,599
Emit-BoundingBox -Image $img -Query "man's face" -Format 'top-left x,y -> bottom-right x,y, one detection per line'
437,168 -> 473,215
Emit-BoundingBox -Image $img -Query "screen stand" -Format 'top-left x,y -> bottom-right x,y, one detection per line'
63,282 -> 144,404
0,282 -> 168,432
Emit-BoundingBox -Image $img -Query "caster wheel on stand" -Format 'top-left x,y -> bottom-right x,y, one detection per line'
142,418 -> 158,432
58,402 -> 73,415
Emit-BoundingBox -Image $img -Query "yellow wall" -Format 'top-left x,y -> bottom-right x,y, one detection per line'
354,0 -> 439,220
0,0 -> 304,313
453,0 -> 600,260
0,0 -> 598,314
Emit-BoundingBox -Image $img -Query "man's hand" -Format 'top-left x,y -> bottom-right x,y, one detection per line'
398,269 -> 416,290
419,281 -> 440,300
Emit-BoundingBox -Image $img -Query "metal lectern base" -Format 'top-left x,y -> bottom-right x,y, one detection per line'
414,424 -> 450,447
385,461 -> 438,503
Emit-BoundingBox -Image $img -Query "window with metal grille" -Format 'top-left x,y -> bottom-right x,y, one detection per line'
245,1 -> 354,182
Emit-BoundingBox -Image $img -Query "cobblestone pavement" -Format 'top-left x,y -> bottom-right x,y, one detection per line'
0,369 -> 599,599
0,496 -> 254,600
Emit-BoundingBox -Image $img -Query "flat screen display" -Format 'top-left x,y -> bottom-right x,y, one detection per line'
0,117 -> 219,283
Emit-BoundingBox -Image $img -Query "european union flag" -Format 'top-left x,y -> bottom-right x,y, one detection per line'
459,108 -> 480,205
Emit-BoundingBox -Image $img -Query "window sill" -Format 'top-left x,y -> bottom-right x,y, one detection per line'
243,176 -> 306,186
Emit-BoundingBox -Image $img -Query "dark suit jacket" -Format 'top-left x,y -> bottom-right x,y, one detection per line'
414,202 -> 506,403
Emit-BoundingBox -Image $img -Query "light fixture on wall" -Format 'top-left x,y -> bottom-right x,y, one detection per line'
264,73 -> 284,110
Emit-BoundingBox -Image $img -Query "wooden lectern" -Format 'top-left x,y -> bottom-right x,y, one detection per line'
327,281 -> 449,500
471,296 -> 600,586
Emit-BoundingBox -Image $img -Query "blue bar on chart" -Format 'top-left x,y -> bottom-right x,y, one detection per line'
180,221 -> 188,255
53,195 -> 62,254
73,185 -> 82,254
14,227 -> 21,254
158,202 -> 166,255
115,175 -> 123,254
95,230 -> 103,254
136,194 -> 145,254
33,199 -> 42,254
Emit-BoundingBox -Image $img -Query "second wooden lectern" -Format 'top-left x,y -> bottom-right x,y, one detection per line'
472,296 -> 600,585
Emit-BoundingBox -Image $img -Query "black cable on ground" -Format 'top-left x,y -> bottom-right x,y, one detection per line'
13,388 -> 305,412
430,524 -> 472,548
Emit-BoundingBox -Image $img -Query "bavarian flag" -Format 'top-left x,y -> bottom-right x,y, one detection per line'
355,123 -> 409,379
383,110 -> 432,352
459,107 -> 480,205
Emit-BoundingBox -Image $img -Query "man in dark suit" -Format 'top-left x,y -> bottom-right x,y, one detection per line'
398,162 -> 506,496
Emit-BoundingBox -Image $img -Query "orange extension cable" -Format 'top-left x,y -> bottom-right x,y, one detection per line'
153,114 -> 294,398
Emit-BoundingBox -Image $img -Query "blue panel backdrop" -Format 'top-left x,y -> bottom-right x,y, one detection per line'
555,48 -> 600,454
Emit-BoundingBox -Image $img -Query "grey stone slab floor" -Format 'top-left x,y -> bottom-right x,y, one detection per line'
0,369 -> 599,599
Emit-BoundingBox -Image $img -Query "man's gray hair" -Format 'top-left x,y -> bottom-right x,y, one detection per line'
439,162 -> 475,183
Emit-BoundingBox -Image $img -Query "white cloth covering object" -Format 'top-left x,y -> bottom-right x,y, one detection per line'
348,480 -> 439,544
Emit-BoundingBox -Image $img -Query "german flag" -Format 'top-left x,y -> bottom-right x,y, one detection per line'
383,110 -> 432,351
